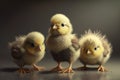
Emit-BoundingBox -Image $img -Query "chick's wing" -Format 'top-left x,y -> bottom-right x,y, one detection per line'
11,46 -> 24,59
71,35 -> 80,50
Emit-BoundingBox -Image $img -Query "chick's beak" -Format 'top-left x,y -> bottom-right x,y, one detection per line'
87,50 -> 92,55
53,25 -> 58,30
36,46 -> 41,51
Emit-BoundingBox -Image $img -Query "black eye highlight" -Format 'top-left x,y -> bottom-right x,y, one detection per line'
31,43 -> 35,47
94,47 -> 97,50
61,23 -> 65,27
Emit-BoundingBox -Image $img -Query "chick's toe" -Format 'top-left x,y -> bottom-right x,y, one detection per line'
60,67 -> 74,73
98,65 -> 107,72
51,65 -> 63,72
18,68 -> 31,73
32,64 -> 45,71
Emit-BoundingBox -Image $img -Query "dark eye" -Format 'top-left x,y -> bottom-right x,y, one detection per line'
31,43 -> 35,47
61,23 -> 65,27
94,47 -> 97,50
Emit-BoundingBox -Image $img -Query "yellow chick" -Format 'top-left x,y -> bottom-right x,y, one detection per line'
46,13 -> 80,73
79,30 -> 112,72
9,31 -> 45,73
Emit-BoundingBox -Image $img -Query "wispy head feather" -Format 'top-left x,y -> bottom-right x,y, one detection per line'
79,29 -> 106,46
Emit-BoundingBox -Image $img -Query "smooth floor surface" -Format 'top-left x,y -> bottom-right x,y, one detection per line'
0,59 -> 119,80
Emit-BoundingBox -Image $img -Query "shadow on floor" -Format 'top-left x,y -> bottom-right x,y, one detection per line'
74,67 -> 98,71
0,67 -> 18,72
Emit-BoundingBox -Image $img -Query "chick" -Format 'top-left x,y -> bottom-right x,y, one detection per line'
46,14 -> 80,73
79,30 -> 112,72
9,31 -> 45,73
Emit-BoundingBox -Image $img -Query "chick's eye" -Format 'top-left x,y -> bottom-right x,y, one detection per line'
94,47 -> 97,50
61,23 -> 65,27
30,43 -> 35,47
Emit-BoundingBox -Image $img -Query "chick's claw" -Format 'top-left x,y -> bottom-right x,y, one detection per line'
98,65 -> 107,72
60,68 -> 74,73
18,68 -> 30,73
51,66 -> 63,72
32,64 -> 45,71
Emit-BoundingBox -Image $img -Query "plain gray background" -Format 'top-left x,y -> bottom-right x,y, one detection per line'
1,0 -> 120,60
0,0 -> 120,80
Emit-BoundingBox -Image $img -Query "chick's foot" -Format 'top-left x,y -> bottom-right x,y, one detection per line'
18,68 -> 30,73
60,67 -> 74,73
32,64 -> 45,71
51,65 -> 63,72
98,65 -> 107,72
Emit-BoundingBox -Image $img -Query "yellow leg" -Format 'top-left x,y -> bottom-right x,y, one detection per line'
32,64 -> 45,71
51,62 -> 63,72
60,63 -> 74,73
98,65 -> 107,72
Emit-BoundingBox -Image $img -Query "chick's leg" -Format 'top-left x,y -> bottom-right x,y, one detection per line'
60,62 -> 74,73
18,65 -> 30,73
32,64 -> 45,71
76,64 -> 87,71
80,64 -> 87,70
18,67 -> 26,73
98,65 -> 107,72
51,62 -> 63,72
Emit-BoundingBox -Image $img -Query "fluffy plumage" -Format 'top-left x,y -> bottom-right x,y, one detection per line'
46,13 -> 80,73
9,31 -> 45,73
79,30 -> 112,72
